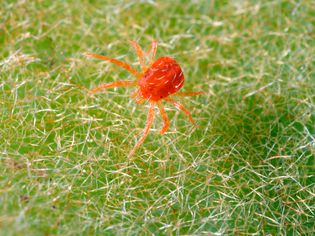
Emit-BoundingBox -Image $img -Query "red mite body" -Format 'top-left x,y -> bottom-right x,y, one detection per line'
84,40 -> 203,158
139,57 -> 184,101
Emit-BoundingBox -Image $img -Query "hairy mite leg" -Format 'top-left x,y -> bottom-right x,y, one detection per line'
173,91 -> 204,97
129,41 -> 146,72
83,52 -> 142,78
128,103 -> 155,158
147,40 -> 157,63
165,98 -> 196,126
88,80 -> 136,95
157,102 -> 169,134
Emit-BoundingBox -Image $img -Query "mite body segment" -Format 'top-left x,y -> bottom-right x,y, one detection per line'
139,57 -> 184,101
84,40 -> 203,157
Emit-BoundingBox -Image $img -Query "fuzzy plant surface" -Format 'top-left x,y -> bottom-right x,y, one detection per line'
0,0 -> 314,235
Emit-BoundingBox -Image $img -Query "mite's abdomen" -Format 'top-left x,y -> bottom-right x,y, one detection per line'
139,57 -> 184,101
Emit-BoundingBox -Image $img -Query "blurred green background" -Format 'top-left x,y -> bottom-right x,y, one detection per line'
0,0 -> 314,235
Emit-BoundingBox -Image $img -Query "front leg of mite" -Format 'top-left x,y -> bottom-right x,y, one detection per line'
88,80 -> 137,95
129,40 -> 146,72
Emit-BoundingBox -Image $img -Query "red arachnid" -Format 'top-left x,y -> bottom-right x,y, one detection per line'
84,40 -> 203,157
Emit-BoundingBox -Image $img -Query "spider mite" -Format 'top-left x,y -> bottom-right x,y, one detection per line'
84,40 -> 203,157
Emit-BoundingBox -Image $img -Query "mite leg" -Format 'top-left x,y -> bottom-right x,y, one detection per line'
128,103 -> 155,158
129,41 -> 146,72
147,39 -> 157,63
88,80 -> 136,95
173,91 -> 204,97
157,101 -> 169,134
83,52 -> 142,78
165,98 -> 196,126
